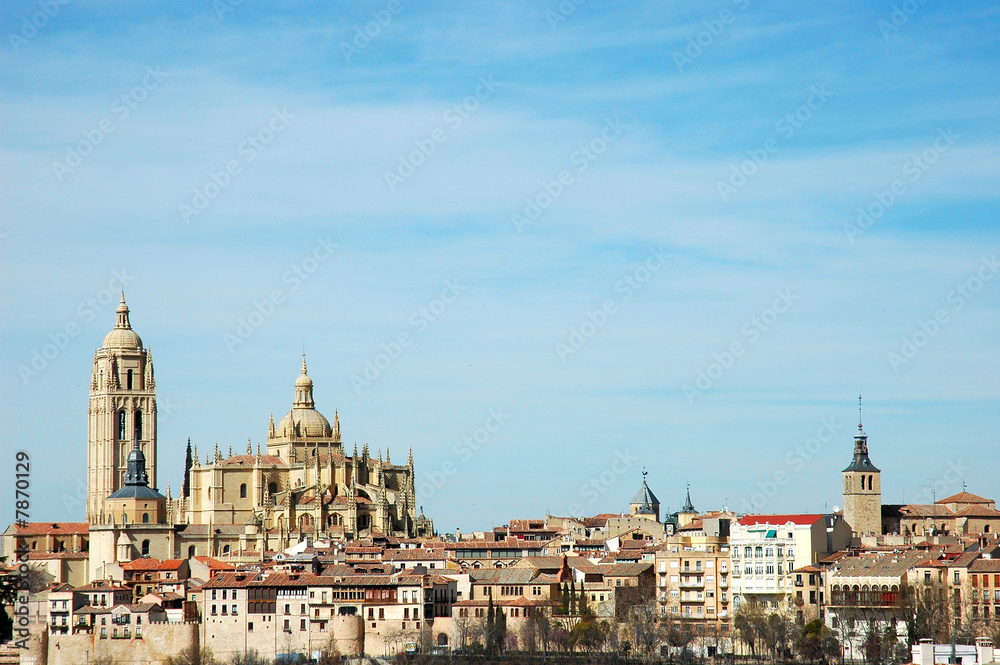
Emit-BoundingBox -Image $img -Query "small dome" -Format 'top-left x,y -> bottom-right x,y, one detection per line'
103,327 -> 143,350
103,293 -> 142,350
295,373 -> 313,388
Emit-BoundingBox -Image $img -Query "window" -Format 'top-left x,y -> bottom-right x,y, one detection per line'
240,484 -> 247,499
223,590 -> 227,600
232,605 -> 238,615
211,590 -> 217,600
248,622 -> 253,632
269,482 -> 278,494
300,619 -> 306,631
118,411 -> 126,440
127,369 -> 133,390
379,608 -> 384,619
188,545 -> 196,558
211,605 -> 217,615
134,411 -> 142,440
141,540 -> 150,556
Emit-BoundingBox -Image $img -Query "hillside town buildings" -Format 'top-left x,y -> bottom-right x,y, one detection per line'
5,299 -> 1000,664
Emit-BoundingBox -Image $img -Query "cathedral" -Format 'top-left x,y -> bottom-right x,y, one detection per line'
86,295 -> 432,577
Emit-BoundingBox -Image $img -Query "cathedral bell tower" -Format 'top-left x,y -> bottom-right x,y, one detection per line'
842,395 -> 881,537
87,294 -> 158,524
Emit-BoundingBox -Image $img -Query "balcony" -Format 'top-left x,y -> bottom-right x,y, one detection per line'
719,579 -> 728,588
680,578 -> 704,589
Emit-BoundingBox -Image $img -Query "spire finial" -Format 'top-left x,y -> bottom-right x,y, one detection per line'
301,351 -> 308,375
858,393 -> 863,428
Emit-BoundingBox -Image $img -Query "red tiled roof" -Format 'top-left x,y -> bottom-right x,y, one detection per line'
192,556 -> 236,571
938,492 -> 993,505
219,454 -> 284,466
122,558 -> 163,571
738,514 -> 825,526
13,522 -> 89,536
958,506 -> 1000,518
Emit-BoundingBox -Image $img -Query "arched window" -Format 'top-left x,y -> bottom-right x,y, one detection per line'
268,482 -> 277,495
240,484 -> 247,499
141,540 -> 150,556
127,369 -> 133,390
222,545 -> 230,554
188,545 -> 196,558
142,513 -> 149,524
134,411 -> 142,441
754,546 -> 763,558
118,410 -> 127,440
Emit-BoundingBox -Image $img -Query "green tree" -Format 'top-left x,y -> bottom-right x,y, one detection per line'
579,585 -> 592,618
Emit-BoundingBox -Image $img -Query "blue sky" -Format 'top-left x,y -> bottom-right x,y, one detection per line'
1,1 -> 998,533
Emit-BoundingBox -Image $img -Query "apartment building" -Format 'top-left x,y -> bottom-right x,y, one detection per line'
654,533 -> 731,627
730,514 -> 849,613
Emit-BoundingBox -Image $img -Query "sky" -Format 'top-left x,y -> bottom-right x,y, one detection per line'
1,1 -> 998,534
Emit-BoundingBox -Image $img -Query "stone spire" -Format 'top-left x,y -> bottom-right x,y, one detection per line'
385,447 -> 391,464
193,443 -> 200,468
408,445 -> 414,468
269,412 -> 275,438
845,394 -> 879,472
247,438 -> 252,455
333,409 -> 341,442
183,438 -> 193,497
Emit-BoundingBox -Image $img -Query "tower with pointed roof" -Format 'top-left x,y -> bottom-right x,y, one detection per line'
630,469 -> 661,521
842,395 -> 882,537
87,293 -> 158,525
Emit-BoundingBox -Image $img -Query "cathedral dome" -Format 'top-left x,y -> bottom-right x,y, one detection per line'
275,355 -> 332,438
103,293 -> 143,350
277,408 -> 332,438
